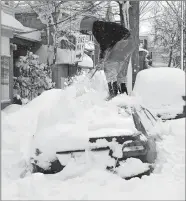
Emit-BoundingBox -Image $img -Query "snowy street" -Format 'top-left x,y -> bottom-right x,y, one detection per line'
1,1 -> 185,199
1,72 -> 185,200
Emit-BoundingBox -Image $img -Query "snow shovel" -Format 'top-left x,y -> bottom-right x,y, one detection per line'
88,68 -> 98,79
87,48 -> 111,80
87,62 -> 103,79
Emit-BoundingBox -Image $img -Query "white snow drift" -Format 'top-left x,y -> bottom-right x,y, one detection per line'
2,70 -> 185,200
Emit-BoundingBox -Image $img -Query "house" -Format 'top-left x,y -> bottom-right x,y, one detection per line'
1,1 -> 45,109
12,27 -> 42,77
139,35 -> 148,50
139,47 -> 150,71
1,2 -> 25,109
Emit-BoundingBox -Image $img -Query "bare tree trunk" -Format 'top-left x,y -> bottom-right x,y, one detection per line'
52,6 -> 58,65
168,47 -> 173,67
117,1 -> 126,26
172,57 -> 176,66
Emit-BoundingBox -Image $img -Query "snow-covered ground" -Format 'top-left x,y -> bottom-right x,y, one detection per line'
1,71 -> 185,200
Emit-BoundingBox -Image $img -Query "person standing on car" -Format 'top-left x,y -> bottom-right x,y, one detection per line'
80,16 -> 135,100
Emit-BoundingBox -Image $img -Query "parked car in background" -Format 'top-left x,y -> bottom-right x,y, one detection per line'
132,67 -> 185,120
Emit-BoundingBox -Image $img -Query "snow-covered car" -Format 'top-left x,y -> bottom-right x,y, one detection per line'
132,67 -> 185,120
27,98 -> 158,180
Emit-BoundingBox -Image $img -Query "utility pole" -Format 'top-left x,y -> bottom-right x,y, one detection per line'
184,0 -> 186,70
129,1 -> 139,88
181,1 -> 184,70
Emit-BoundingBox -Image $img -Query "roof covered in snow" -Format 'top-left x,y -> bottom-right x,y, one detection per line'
1,10 -> 24,32
15,26 -> 41,42
139,47 -> 149,53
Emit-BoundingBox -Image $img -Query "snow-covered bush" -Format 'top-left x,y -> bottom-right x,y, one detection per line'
13,51 -> 55,103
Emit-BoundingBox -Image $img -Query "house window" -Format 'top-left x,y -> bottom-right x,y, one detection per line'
1,56 -> 10,101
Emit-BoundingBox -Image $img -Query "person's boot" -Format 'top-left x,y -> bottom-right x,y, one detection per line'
106,81 -> 118,101
106,82 -> 114,101
120,83 -> 128,95
112,81 -> 118,96
108,82 -> 113,95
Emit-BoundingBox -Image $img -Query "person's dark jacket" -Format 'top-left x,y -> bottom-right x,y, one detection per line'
92,21 -> 130,59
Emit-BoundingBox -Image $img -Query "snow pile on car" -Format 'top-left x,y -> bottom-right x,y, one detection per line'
29,73 -> 138,161
132,67 -> 185,118
2,118 -> 185,200
1,71 -> 136,166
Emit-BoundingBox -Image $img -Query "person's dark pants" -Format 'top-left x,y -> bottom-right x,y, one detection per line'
119,83 -> 128,95
104,36 -> 134,99
107,82 -> 128,99
108,81 -> 118,97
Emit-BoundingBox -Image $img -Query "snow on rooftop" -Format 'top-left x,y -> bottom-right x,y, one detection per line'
1,10 -> 24,31
15,26 -> 41,42
139,47 -> 149,53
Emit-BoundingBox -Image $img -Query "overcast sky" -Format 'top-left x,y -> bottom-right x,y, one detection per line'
140,19 -> 152,35
139,8 -> 153,35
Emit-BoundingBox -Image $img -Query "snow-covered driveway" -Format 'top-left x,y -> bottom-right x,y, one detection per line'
1,72 -> 185,200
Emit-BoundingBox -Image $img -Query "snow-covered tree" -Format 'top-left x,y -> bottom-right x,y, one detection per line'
14,51 -> 55,103
151,1 -> 183,67
21,1 -> 104,65
139,1 -> 155,21
25,1 -> 64,66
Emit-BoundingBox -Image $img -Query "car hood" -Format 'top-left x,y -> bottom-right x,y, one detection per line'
32,114 -> 137,154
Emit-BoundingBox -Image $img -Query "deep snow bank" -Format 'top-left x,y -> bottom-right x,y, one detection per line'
1,71 -> 136,174
2,104 -> 22,114
2,118 -> 185,200
132,67 -> 185,118
2,69 -> 185,200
